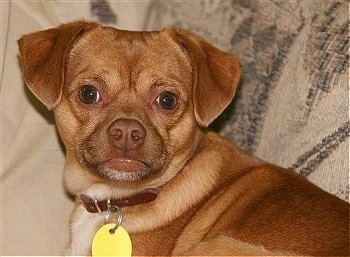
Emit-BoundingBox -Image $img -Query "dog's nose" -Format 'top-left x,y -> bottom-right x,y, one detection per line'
107,118 -> 146,150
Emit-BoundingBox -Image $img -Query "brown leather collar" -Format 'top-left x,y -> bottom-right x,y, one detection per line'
80,189 -> 158,213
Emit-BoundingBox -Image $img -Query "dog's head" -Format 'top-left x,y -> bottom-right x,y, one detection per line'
18,21 -> 241,193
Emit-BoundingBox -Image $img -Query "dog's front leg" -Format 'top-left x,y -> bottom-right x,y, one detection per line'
65,205 -> 101,256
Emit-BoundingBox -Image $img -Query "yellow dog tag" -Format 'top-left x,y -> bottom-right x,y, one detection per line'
92,223 -> 132,257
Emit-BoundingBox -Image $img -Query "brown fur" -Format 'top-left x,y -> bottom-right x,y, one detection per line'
18,21 -> 349,256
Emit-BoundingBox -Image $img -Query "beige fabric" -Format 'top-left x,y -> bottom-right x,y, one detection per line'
2,2 -> 82,255
253,1 -> 349,199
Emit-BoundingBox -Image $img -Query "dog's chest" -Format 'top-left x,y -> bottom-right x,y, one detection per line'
130,209 -> 194,255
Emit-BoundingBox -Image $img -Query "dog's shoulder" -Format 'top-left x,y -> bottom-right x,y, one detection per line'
182,131 -> 349,255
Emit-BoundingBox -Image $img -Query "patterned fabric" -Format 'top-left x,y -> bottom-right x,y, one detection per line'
90,0 -> 349,200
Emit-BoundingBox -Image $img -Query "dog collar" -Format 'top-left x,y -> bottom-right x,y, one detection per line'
80,189 -> 158,213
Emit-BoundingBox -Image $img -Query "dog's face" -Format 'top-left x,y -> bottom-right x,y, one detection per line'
18,21 -> 241,193
57,27 -> 199,185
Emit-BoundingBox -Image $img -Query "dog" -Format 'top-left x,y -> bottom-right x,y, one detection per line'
18,21 -> 349,256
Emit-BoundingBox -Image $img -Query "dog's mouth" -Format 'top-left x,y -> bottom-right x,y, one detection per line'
78,124 -> 167,182
97,158 -> 154,182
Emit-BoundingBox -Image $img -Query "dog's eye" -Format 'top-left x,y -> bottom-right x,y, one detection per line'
156,91 -> 177,110
79,85 -> 101,104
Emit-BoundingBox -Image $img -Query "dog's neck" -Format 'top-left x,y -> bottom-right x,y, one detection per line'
79,189 -> 158,213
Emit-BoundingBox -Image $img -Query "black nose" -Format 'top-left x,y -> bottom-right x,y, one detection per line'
107,118 -> 146,151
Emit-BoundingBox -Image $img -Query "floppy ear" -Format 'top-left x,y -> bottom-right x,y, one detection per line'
18,21 -> 99,110
170,29 -> 241,127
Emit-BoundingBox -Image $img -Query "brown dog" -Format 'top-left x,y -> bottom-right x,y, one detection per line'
18,21 -> 349,256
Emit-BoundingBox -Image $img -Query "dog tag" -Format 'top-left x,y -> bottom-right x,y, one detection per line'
92,223 -> 132,256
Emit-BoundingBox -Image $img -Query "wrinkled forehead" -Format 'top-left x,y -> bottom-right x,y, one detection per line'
66,27 -> 192,90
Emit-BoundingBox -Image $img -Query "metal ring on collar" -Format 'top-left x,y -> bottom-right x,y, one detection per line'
108,205 -> 123,235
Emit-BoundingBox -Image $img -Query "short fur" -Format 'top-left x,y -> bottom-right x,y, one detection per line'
18,21 -> 349,256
